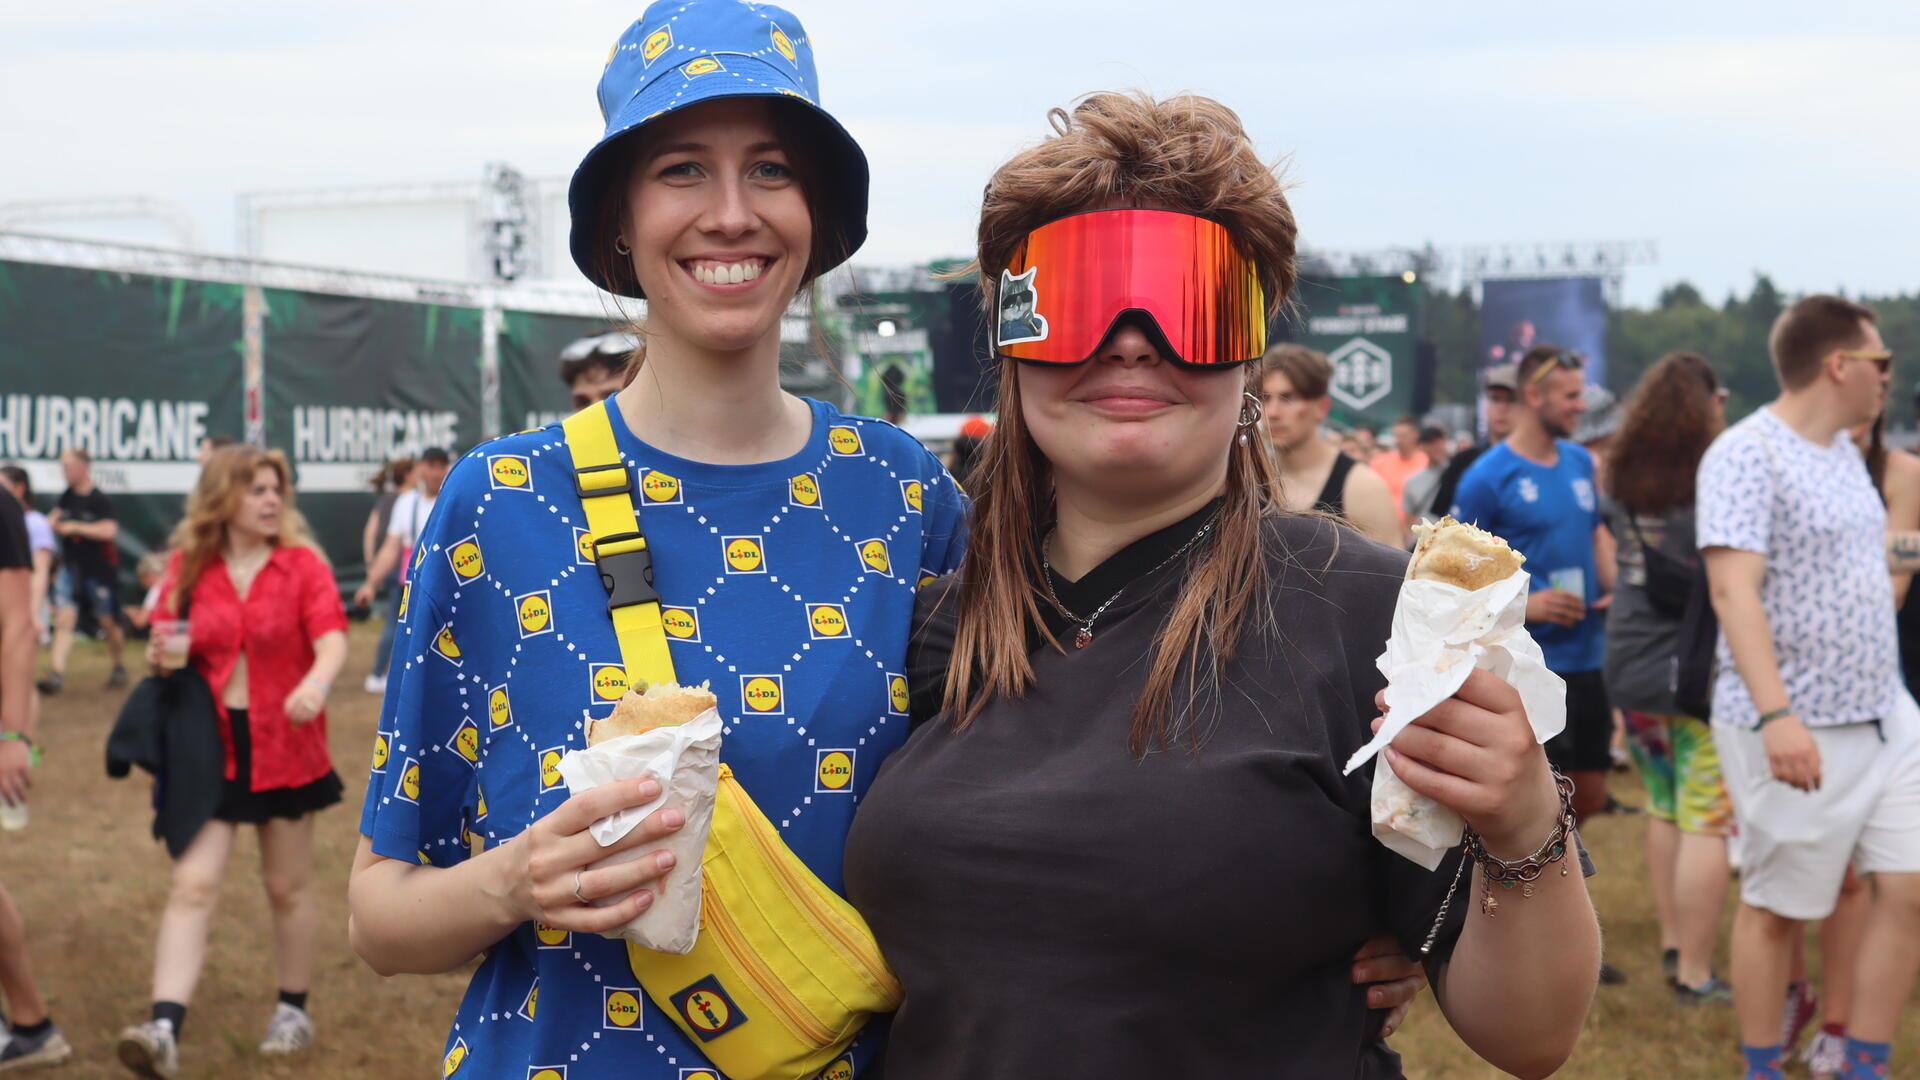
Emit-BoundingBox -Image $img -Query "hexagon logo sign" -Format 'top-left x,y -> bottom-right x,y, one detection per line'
1327,337 -> 1394,411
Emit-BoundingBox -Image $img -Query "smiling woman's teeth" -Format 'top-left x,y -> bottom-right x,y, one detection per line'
691,260 -> 764,285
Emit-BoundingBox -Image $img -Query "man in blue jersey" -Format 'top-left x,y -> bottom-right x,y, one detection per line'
1452,345 -> 1618,832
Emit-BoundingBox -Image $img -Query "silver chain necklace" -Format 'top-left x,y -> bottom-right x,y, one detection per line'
1040,511 -> 1221,649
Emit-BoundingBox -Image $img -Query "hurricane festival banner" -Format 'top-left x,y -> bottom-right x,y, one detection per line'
0,258 -> 244,570
1291,274 -> 1421,429
260,288 -> 484,587
498,308 -> 622,432
1479,276 -> 1609,386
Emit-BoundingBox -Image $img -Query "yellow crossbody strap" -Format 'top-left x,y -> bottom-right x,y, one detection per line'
561,403 -> 678,688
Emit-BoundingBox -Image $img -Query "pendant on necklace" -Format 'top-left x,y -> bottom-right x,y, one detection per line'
1074,626 -> 1093,649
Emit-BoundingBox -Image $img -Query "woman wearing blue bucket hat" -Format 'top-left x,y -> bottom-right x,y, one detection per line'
343,3 -> 956,1078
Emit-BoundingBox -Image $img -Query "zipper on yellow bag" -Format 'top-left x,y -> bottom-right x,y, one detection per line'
700,877 -> 837,1046
720,772 -> 901,997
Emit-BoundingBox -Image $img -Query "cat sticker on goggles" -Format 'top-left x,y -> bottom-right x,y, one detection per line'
996,267 -> 1049,347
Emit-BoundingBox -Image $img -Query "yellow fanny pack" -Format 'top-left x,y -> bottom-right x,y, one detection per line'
562,403 -> 902,1079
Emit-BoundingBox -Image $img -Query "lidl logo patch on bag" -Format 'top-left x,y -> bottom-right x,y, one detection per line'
672,975 -> 747,1042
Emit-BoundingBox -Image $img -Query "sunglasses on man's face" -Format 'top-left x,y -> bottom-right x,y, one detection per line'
1840,349 -> 1893,375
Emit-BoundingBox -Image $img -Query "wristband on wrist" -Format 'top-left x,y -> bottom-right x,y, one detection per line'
1757,706 -> 1794,727
0,731 -> 41,769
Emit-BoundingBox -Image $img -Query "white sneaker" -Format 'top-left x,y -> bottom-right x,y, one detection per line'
1804,1030 -> 1846,1079
258,1002 -> 314,1055
115,1019 -> 179,1078
362,672 -> 387,695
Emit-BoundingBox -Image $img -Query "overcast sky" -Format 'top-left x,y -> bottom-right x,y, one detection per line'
5,1 -> 1917,307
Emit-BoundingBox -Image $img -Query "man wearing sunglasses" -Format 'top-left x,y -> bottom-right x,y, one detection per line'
1697,294 -> 1920,1080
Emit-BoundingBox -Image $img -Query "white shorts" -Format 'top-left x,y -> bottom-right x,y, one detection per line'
1714,692 -> 1920,920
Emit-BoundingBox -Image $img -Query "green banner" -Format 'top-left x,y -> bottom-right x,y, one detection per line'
0,259 -> 245,584
1292,274 -> 1422,429
261,289 -> 485,589
499,309 -> 617,432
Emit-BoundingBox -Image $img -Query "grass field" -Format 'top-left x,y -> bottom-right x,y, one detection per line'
4,624 -> 1918,1078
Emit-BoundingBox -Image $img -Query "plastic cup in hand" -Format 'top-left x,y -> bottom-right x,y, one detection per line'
154,619 -> 192,671
0,796 -> 25,832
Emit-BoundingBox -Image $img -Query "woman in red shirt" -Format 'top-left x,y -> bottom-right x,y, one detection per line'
116,446 -> 348,1077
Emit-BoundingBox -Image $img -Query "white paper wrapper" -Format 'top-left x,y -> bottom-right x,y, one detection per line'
1342,569 -> 1567,869
555,708 -> 722,954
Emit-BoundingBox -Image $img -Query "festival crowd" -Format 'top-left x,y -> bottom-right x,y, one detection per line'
0,3 -> 1914,1079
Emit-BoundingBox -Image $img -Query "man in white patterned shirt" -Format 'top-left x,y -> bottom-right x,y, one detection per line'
1698,294 -> 1920,1080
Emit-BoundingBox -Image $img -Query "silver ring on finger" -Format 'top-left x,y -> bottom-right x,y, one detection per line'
572,869 -> 588,905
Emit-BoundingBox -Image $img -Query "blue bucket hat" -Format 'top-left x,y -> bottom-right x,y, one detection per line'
567,0 -> 870,297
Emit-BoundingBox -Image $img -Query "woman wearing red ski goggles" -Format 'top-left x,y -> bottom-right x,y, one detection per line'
993,207 -> 1268,368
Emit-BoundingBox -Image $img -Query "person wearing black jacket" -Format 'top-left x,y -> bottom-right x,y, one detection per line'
1426,363 -> 1518,520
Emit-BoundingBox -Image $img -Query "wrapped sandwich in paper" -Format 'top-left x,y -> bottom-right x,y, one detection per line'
555,681 -> 722,954
1343,518 -> 1567,869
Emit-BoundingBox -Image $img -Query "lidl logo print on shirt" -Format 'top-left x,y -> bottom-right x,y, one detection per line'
741,675 -> 784,714
789,472 -> 822,509
489,455 -> 532,491
816,749 -> 855,793
574,528 -> 596,566
661,607 -> 700,641
827,425 -> 863,456
887,673 -> 909,715
672,976 -> 747,1041
519,980 -> 539,1021
396,758 -> 421,803
432,624 -> 462,667
858,538 -> 891,575
819,1057 -> 855,1080
603,987 -> 644,1031
807,604 -> 848,639
448,719 -> 482,766
529,1067 -> 567,1080
517,590 -> 554,638
488,684 -> 512,729
901,480 -> 923,513
448,536 -> 486,582
534,922 -> 570,949
443,1038 -> 467,1076
537,747 -> 565,791
371,731 -> 390,771
641,469 -> 682,505
590,663 -> 629,704
723,536 -> 766,574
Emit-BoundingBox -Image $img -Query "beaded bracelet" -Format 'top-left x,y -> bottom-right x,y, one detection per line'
1420,769 -> 1577,955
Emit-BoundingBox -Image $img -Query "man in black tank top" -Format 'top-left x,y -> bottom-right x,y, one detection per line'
1258,345 -> 1402,546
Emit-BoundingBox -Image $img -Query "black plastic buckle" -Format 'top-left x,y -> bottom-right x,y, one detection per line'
574,462 -> 633,499
593,531 -> 660,610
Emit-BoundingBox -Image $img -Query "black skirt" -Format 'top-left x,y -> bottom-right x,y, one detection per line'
213,708 -> 343,824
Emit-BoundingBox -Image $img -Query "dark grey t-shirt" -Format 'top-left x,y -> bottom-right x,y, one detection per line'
1602,504 -> 1698,714
844,509 -> 1470,1080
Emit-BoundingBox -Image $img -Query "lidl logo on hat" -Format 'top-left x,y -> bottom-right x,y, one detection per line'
517,590 -> 554,638
432,624 -> 463,667
574,528 -> 596,566
642,24 -> 673,65
887,673 -> 909,715
488,684 -> 513,729
723,535 -> 766,574
448,536 -> 486,582
828,425 -> 863,456
641,469 -> 682,504
771,24 -> 798,64
858,538 -> 891,575
447,719 -> 482,767
815,749 -> 855,793
396,757 -> 422,803
671,976 -> 747,1042
682,55 -> 725,79
819,1057 -> 855,1080
661,606 -> 700,641
603,986 -> 644,1031
371,731 -> 391,772
901,479 -> 923,513
529,1067 -> 567,1080
741,675 -> 784,714
489,455 -> 533,491
443,1038 -> 467,1076
537,746 -> 566,791
519,980 -> 539,1021
807,603 -> 849,639
789,472 -> 822,509
590,663 -> 630,704
534,922 -> 570,949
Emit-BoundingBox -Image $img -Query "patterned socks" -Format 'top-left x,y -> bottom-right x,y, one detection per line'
1741,1045 -> 1784,1080
1840,1037 -> 1890,1080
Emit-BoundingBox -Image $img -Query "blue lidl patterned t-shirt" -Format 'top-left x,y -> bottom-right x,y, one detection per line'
359,397 -> 968,1079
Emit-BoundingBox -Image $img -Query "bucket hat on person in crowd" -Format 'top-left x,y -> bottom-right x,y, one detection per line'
1575,383 -> 1619,445
567,0 -> 870,297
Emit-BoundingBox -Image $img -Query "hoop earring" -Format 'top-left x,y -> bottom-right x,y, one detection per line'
613,236 -> 631,256
1236,391 -> 1262,446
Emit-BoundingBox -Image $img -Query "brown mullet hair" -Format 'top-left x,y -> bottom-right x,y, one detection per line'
1606,352 -> 1722,515
1770,294 -> 1876,391
946,91 -> 1299,755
